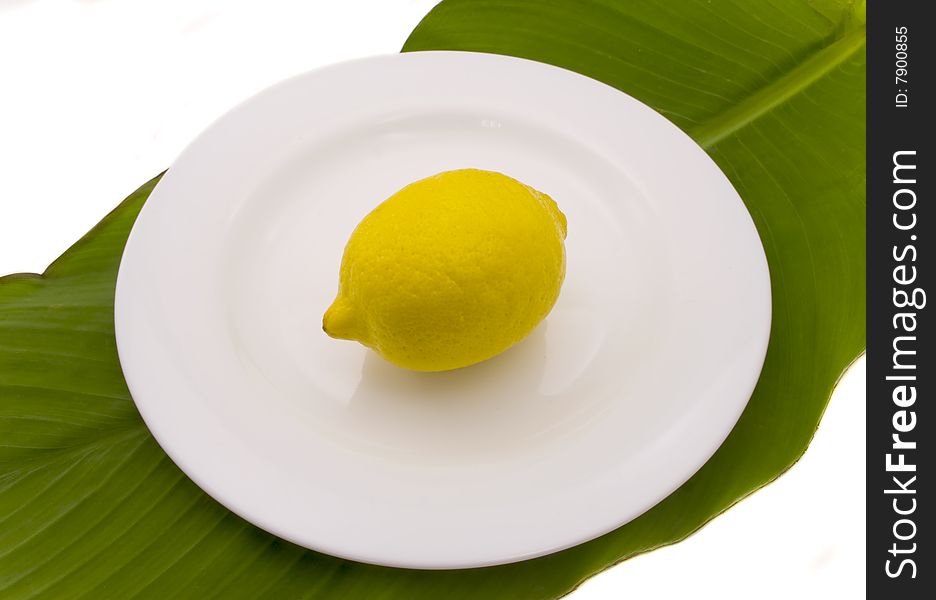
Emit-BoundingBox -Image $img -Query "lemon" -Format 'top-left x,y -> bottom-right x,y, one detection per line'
323,169 -> 567,371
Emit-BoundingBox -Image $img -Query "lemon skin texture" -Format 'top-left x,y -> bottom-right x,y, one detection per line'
323,169 -> 567,371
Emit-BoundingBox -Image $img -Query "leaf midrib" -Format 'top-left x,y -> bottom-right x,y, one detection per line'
690,24 -> 866,149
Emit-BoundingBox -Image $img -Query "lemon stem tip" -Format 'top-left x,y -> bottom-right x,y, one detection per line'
322,297 -> 360,341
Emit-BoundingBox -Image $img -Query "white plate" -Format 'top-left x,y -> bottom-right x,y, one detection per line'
115,51 -> 771,569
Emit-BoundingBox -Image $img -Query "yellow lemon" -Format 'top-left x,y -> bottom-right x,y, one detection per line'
323,169 -> 567,371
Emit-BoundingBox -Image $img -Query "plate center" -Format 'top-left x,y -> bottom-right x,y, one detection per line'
220,111 -> 674,464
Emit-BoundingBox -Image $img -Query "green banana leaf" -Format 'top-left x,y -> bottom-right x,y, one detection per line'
0,0 -> 865,597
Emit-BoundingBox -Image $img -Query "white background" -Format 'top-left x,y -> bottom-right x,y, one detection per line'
0,1 -> 864,598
